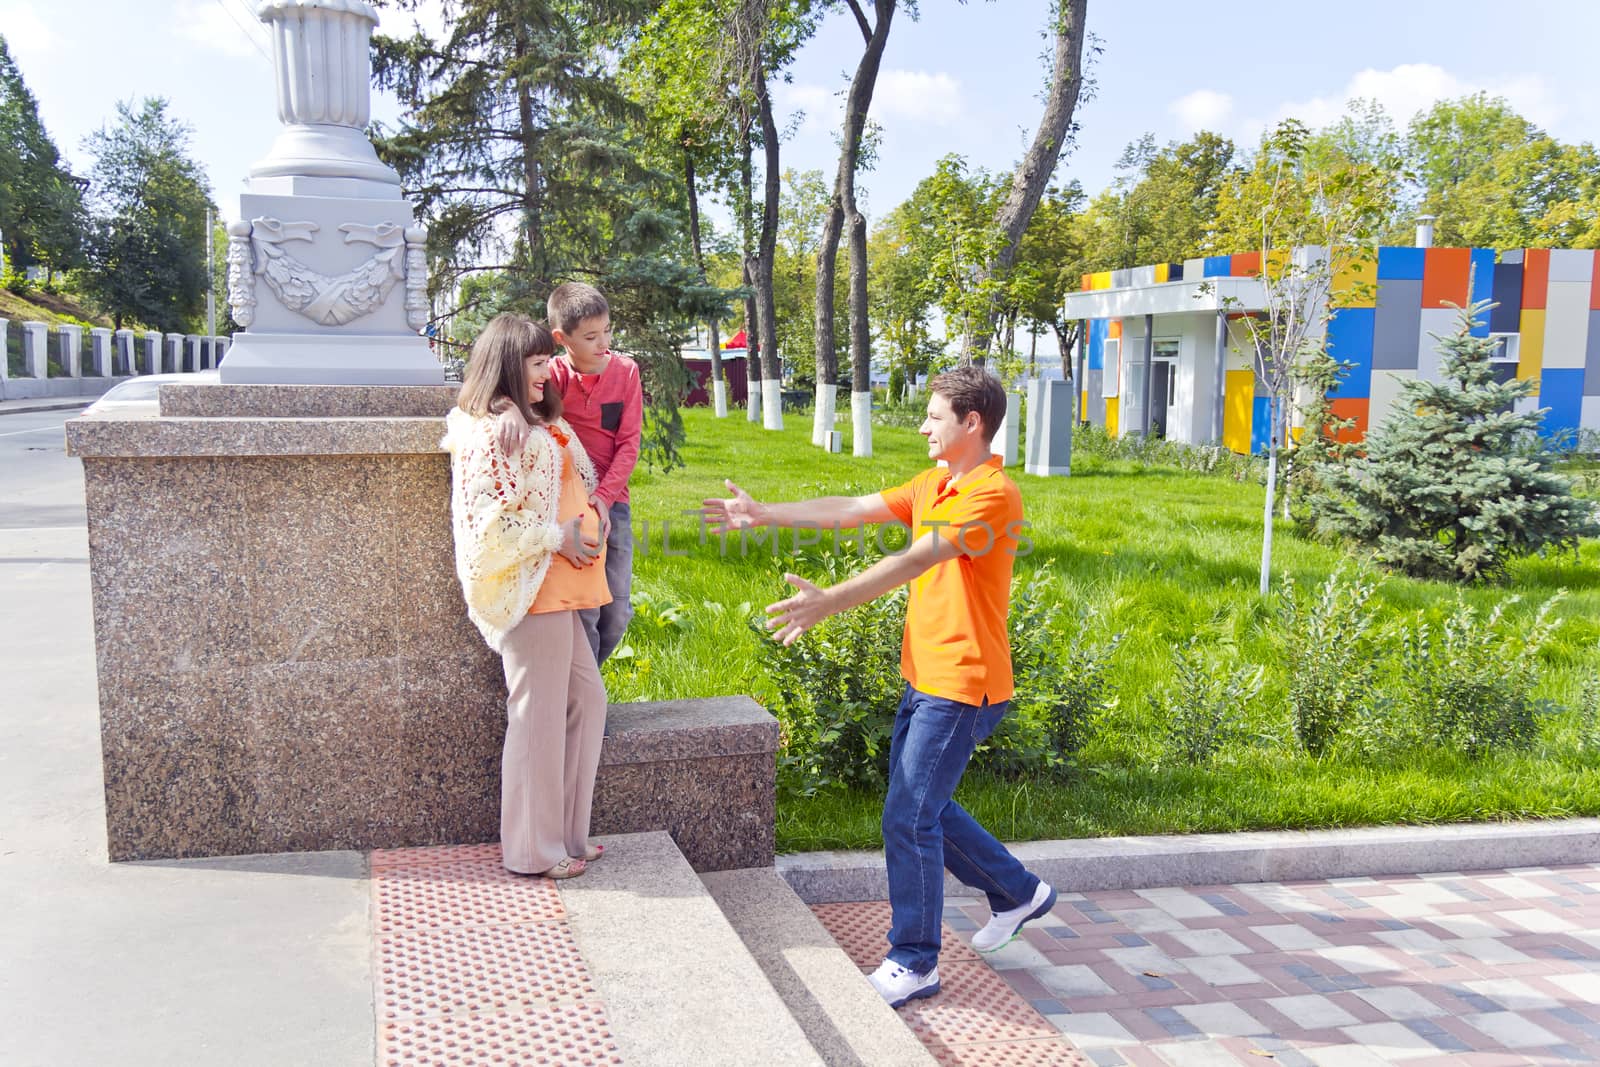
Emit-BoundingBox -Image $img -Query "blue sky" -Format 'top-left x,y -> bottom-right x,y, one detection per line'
4,0 -> 1599,228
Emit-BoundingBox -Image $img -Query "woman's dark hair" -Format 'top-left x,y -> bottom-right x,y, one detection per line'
457,313 -> 561,424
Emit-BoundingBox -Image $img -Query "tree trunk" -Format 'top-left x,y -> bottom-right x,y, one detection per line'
848,207 -> 873,456
513,25 -> 546,289
1260,398 -> 1279,597
684,148 -> 726,417
754,65 -> 783,430
740,128 -> 761,423
815,0 -> 895,447
960,0 -> 1088,362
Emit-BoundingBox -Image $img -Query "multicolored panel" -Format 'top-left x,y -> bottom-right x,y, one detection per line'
1416,308 -> 1457,383
1250,395 -> 1273,454
1222,369 -> 1254,454
1328,397 -> 1369,443
1376,246 -> 1425,280
1202,254 -> 1232,278
1372,278 -> 1423,371
1468,248 -> 1495,335
1105,396 -> 1119,437
1325,307 -> 1375,398
1369,368 -> 1418,434
1230,251 -> 1261,278
1519,308 -> 1546,389
1489,260 -> 1524,333
1540,368 -> 1585,438
1587,309 -> 1600,396
1591,250 -> 1600,310
1421,247 -> 1471,311
1544,278 -> 1592,371
1087,319 -> 1106,370
1330,251 -> 1378,308
1522,248 -> 1550,309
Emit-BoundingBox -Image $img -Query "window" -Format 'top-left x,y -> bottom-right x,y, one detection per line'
1101,339 -> 1120,397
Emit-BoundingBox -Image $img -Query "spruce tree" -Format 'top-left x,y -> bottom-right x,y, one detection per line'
1309,302 -> 1600,582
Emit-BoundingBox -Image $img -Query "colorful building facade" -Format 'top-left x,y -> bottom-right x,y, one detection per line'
1059,247 -> 1600,453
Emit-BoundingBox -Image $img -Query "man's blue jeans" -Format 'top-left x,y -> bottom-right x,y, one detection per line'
884,684 -> 1041,975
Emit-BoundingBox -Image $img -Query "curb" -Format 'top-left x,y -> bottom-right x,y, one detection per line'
0,400 -> 89,416
776,817 -> 1600,903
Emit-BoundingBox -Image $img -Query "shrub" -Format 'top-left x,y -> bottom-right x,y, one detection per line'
1278,564 -> 1383,756
1309,305 -> 1600,582
976,573 -> 1121,778
1153,639 -> 1263,765
1396,592 -> 1565,757
1072,423 -> 1264,481
758,552 -> 906,796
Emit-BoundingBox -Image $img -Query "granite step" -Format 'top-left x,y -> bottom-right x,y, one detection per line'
559,830 -> 825,1066
702,866 -> 938,1067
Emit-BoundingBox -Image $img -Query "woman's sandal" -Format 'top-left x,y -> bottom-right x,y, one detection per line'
537,856 -> 587,880
582,843 -> 605,862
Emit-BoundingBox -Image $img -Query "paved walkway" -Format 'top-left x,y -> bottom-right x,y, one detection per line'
921,864 -> 1600,1067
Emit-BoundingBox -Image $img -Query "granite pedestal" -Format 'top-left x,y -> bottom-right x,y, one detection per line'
65,385 -> 777,871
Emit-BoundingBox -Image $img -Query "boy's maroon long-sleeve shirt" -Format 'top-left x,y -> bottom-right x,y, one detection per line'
549,353 -> 643,507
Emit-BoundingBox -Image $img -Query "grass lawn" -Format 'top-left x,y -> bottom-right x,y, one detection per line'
604,406 -> 1600,853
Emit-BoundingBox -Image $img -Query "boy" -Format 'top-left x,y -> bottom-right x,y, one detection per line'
498,282 -> 641,665
701,366 -> 1056,1009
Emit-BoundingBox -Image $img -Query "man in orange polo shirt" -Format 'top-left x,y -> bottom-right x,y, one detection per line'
703,366 -> 1056,1008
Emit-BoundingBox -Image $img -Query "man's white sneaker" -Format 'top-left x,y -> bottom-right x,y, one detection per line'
867,958 -> 941,1008
971,881 -> 1058,952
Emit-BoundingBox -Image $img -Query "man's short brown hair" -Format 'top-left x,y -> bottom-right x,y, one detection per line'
929,365 -> 1007,443
547,282 -> 610,336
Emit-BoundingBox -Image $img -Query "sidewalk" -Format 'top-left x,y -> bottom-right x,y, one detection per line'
0,396 -> 90,416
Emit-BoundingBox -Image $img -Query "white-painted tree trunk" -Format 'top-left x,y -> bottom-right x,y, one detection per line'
762,378 -> 784,430
747,380 -> 761,422
812,382 -> 836,446
713,379 -> 728,418
852,390 -> 873,457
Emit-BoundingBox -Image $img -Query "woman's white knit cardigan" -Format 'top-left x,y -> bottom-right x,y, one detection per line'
441,408 -> 599,651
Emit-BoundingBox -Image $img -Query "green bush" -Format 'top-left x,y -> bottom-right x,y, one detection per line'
760,558 -> 1122,795
757,551 -> 906,797
1396,592 -> 1565,757
976,575 -> 1121,778
1278,564 -> 1383,756
1153,639 -> 1263,765
1073,423 -> 1265,481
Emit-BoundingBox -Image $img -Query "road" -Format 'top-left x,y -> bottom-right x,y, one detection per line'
0,408 -> 87,530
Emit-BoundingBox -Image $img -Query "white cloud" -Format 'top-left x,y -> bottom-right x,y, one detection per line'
874,69 -> 964,127
1170,89 -> 1233,133
173,0 -> 272,61
1238,63 -> 1562,143
0,1 -> 58,55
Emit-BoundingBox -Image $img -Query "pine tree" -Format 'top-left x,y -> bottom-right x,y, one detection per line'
1309,303 -> 1600,582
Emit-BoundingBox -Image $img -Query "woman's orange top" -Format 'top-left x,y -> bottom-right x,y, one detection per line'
529,441 -> 612,615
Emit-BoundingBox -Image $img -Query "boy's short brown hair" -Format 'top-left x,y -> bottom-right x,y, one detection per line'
929,365 -> 1007,444
547,282 -> 610,336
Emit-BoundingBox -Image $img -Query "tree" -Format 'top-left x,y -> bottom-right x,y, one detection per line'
959,0 -> 1088,363
1009,182 -> 1089,378
374,0 -> 725,468
0,34 -> 85,276
774,167 -> 833,386
867,202 -> 939,402
1210,118 -> 1395,596
80,98 -> 213,332
812,0 -> 896,454
1082,130 -> 1237,269
1309,306 -> 1600,582
1407,93 -> 1600,250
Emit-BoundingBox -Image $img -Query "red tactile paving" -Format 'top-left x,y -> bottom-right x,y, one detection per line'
377,922 -> 596,1020
898,961 -> 1064,1044
371,844 -> 620,1067
923,1037 -> 1093,1066
812,901 -> 1089,1065
373,852 -> 566,933
811,900 -> 980,968
378,1003 -> 623,1067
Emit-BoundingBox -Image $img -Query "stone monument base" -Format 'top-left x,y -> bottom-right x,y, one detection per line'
65,385 -> 777,871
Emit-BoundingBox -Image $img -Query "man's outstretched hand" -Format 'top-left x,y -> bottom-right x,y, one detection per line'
701,479 -> 765,534
766,573 -> 833,646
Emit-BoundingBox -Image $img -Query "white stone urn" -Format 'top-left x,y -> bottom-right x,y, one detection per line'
249,0 -> 399,193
